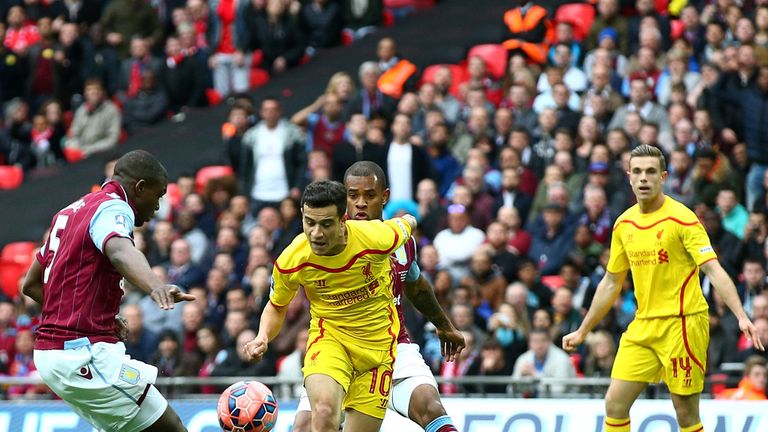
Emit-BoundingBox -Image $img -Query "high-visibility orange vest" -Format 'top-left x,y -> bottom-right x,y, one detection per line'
502,5 -> 550,64
378,60 -> 417,99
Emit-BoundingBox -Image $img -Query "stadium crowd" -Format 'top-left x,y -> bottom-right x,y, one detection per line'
1,0 -> 768,402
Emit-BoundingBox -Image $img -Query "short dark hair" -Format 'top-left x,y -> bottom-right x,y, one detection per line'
113,150 -> 168,186
301,180 -> 347,218
344,161 -> 387,190
529,327 -> 552,340
630,144 -> 666,171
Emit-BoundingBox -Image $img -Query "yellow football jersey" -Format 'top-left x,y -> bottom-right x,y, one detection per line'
270,218 -> 412,349
607,197 -> 717,319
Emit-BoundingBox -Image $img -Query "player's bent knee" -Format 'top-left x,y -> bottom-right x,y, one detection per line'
409,384 -> 446,427
312,401 -> 340,429
293,411 -> 312,432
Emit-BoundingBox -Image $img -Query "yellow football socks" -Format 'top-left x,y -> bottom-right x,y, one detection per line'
680,423 -> 704,432
605,417 -> 630,432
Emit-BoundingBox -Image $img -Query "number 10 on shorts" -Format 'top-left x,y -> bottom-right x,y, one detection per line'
369,367 -> 392,408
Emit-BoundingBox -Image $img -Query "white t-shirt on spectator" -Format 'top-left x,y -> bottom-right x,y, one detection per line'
252,123 -> 290,202
387,141 -> 413,201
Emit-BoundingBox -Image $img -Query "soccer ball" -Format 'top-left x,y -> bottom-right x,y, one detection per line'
217,380 -> 279,431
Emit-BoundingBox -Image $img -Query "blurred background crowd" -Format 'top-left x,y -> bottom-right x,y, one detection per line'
0,0 -> 767,402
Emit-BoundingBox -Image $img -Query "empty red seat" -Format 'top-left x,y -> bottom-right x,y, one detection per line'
166,182 -> 183,209
555,3 -> 596,41
0,241 -> 37,299
250,68 -> 270,89
670,19 -> 685,40
468,44 -> 508,80
63,147 -> 85,163
0,166 -> 23,190
195,165 -> 235,194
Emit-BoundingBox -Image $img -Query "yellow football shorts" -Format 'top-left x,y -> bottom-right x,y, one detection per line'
303,330 -> 396,419
612,312 -> 708,395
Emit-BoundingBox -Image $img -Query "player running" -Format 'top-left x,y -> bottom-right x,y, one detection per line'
563,145 -> 764,432
291,162 -> 465,432
245,180 -> 418,432
22,150 -> 193,432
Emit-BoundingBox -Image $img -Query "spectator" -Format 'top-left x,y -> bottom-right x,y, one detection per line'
0,300 -> 16,374
425,122 -> 461,197
717,188 -> 749,240
122,303 -> 157,363
341,0 -> 381,41
414,178 -> 446,241
300,0 -> 342,50
708,307 -> 737,372
7,328 -> 46,399
100,0 -> 163,56
551,286 -> 582,342
691,149 -> 742,208
582,330 -> 616,378
244,0 -> 306,75
65,79 -> 121,157
166,238 -> 207,290
207,0 -> 250,97
182,302 -> 206,354
237,97 -> 307,214
291,93 -> 346,157
121,69 -> 169,132
331,113 -> 383,182
576,184 -> 613,246
384,113 -> 432,201
81,23 -> 121,96
663,148 -> 694,207
497,206 -> 532,257
738,258 -> 768,319
276,328 -> 309,399
4,6 -> 40,56
345,61 -> 397,120
512,327 -> 576,394
152,330 -> 200,380
717,356 -> 767,400
656,49 -> 701,107
161,36 -> 206,114
433,203 -> 486,281
466,339 -> 513,394
701,207 -> 745,279
500,0 -> 550,65
197,325 -> 225,394
608,78 -> 671,140
211,328 -> 276,377
439,330 -> 479,394
0,21 -> 27,105
528,202 -> 575,276
588,0 -> 628,53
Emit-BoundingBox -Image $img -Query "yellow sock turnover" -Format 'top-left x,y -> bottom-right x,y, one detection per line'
605,417 -> 630,432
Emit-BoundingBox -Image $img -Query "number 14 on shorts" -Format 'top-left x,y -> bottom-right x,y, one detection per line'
671,356 -> 692,387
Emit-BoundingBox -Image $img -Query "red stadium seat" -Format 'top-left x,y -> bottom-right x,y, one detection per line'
382,9 -> 395,27
670,19 -> 685,40
166,182 -> 182,209
0,241 -> 37,299
655,0 -> 669,15
420,64 -> 468,99
554,3 -> 596,41
540,275 -> 564,290
468,44 -> 508,80
250,68 -> 270,89
0,166 -> 23,190
195,165 -> 235,194
63,147 -> 85,163
206,88 -> 223,106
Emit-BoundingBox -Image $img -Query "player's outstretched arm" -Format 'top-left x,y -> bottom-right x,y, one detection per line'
244,301 -> 288,362
400,214 -> 418,233
562,269 -> 628,352
405,275 -> 465,361
701,260 -> 766,351
21,259 -> 44,305
104,237 -> 194,310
